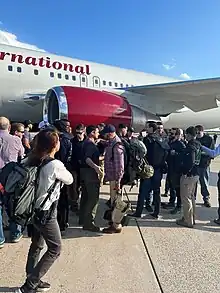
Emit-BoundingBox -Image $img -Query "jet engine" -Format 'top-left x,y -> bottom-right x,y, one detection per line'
43,86 -> 161,132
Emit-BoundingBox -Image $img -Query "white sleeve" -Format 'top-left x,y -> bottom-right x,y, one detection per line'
54,160 -> 73,185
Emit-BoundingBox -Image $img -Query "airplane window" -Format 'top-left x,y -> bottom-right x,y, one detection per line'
58,73 -> 62,79
17,67 -> 22,73
82,77 -> 86,82
65,74 -> 69,80
8,65 -> 13,72
34,69 -> 38,75
115,82 -> 118,87
126,84 -> 129,87
95,79 -> 98,85
131,84 -> 134,87
109,81 -> 112,86
103,80 -> 106,86
120,83 -> 123,87
50,72 -> 54,78
72,76 -> 76,81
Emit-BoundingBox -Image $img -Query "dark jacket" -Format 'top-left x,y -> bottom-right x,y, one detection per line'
71,136 -> 85,171
55,132 -> 72,167
180,139 -> 201,176
196,134 -> 214,168
167,139 -> 186,173
143,133 -> 170,168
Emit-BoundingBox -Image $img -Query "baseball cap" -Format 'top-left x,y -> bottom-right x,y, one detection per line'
102,124 -> 116,134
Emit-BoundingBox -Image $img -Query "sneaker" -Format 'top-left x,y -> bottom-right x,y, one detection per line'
83,224 -> 100,232
162,202 -> 175,209
204,201 -> 211,208
128,213 -> 141,218
214,218 -> 220,225
102,225 -> 122,234
176,218 -> 193,228
149,213 -> 159,219
11,233 -> 23,243
170,207 -> 181,215
145,205 -> 153,213
0,240 -> 4,249
15,283 -> 36,293
36,281 -> 51,292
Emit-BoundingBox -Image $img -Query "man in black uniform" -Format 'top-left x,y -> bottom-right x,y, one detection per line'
194,125 -> 214,207
176,126 -> 201,228
79,125 -> 103,232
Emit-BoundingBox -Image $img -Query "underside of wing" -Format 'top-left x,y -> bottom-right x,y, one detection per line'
124,77 -> 220,114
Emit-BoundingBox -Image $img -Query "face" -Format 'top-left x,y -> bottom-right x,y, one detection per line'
146,124 -> 153,134
196,129 -> 203,138
15,126 -> 25,139
121,127 -> 128,137
65,121 -> 71,133
91,128 -> 99,140
157,125 -> 164,135
76,129 -> 85,140
170,129 -> 176,139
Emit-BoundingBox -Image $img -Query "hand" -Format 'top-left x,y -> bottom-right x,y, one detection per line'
95,166 -> 104,177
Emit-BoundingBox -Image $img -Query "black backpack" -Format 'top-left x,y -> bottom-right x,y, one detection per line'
151,137 -> 170,168
55,133 -> 72,169
0,158 -> 58,229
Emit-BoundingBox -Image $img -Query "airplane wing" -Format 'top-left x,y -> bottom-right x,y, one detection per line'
124,77 -> 220,115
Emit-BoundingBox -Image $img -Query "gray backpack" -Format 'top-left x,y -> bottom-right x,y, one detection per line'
0,158 -> 58,229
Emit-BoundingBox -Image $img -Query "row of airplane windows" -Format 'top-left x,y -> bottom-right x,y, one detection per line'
7,65 -> 133,88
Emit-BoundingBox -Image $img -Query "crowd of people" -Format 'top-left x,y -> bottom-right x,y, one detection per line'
0,116 -> 219,293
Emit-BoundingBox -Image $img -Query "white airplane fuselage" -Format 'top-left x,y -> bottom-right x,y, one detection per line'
0,44 -> 219,129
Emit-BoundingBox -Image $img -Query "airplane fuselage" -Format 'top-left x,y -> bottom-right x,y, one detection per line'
0,44 -> 219,130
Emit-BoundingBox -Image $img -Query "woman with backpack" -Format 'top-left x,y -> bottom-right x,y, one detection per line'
15,129 -> 73,293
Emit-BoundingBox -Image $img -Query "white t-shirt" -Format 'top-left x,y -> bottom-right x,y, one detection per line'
35,159 -> 73,210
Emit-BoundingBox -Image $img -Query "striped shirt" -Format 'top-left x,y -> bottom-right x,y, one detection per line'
104,135 -> 124,183
0,130 -> 24,169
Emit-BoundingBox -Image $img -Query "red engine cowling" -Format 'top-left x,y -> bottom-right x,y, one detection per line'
43,86 -> 160,132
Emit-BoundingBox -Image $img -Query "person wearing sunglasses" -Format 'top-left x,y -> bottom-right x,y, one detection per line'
11,123 -> 25,139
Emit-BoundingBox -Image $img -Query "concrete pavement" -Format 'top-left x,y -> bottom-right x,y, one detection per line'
1,158 -> 220,293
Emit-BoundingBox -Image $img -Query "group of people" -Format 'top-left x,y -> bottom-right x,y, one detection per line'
0,115 -> 219,293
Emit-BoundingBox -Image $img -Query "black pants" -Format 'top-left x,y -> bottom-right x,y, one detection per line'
79,168 -> 100,227
217,172 -> 220,218
25,205 -> 61,289
57,185 -> 69,231
168,172 -> 181,208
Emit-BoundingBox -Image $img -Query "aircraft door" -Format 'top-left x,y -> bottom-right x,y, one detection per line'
80,74 -> 88,87
93,76 -> 101,88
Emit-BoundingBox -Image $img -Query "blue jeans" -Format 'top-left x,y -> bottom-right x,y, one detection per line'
0,205 -> 5,243
135,168 -> 163,217
195,166 -> 210,201
4,204 -> 22,239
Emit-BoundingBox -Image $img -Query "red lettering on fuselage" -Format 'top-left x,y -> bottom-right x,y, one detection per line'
0,52 -> 10,60
11,54 -> 24,64
0,51 -> 92,74
25,56 -> 37,66
75,65 -> 85,74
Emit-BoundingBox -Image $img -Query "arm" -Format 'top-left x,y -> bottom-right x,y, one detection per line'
86,158 -> 99,171
54,160 -> 73,185
113,144 -> 124,184
202,144 -> 220,158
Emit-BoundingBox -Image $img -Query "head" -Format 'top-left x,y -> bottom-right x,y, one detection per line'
146,121 -> 157,134
0,117 -> 10,132
103,124 -> 116,140
175,128 -> 184,140
185,126 -> 197,142
98,123 -> 105,132
127,126 -> 134,138
118,124 -> 127,137
28,129 -> 60,164
86,125 -> 99,140
170,127 -> 177,139
75,123 -> 85,141
11,123 -> 25,139
156,122 -> 164,136
195,125 -> 204,138
53,119 -> 71,133
23,120 -> 33,130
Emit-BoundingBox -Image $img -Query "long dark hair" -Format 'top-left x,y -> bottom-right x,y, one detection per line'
27,129 -> 59,166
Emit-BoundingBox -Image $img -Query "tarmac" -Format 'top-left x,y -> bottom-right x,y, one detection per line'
1,158 -> 220,293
